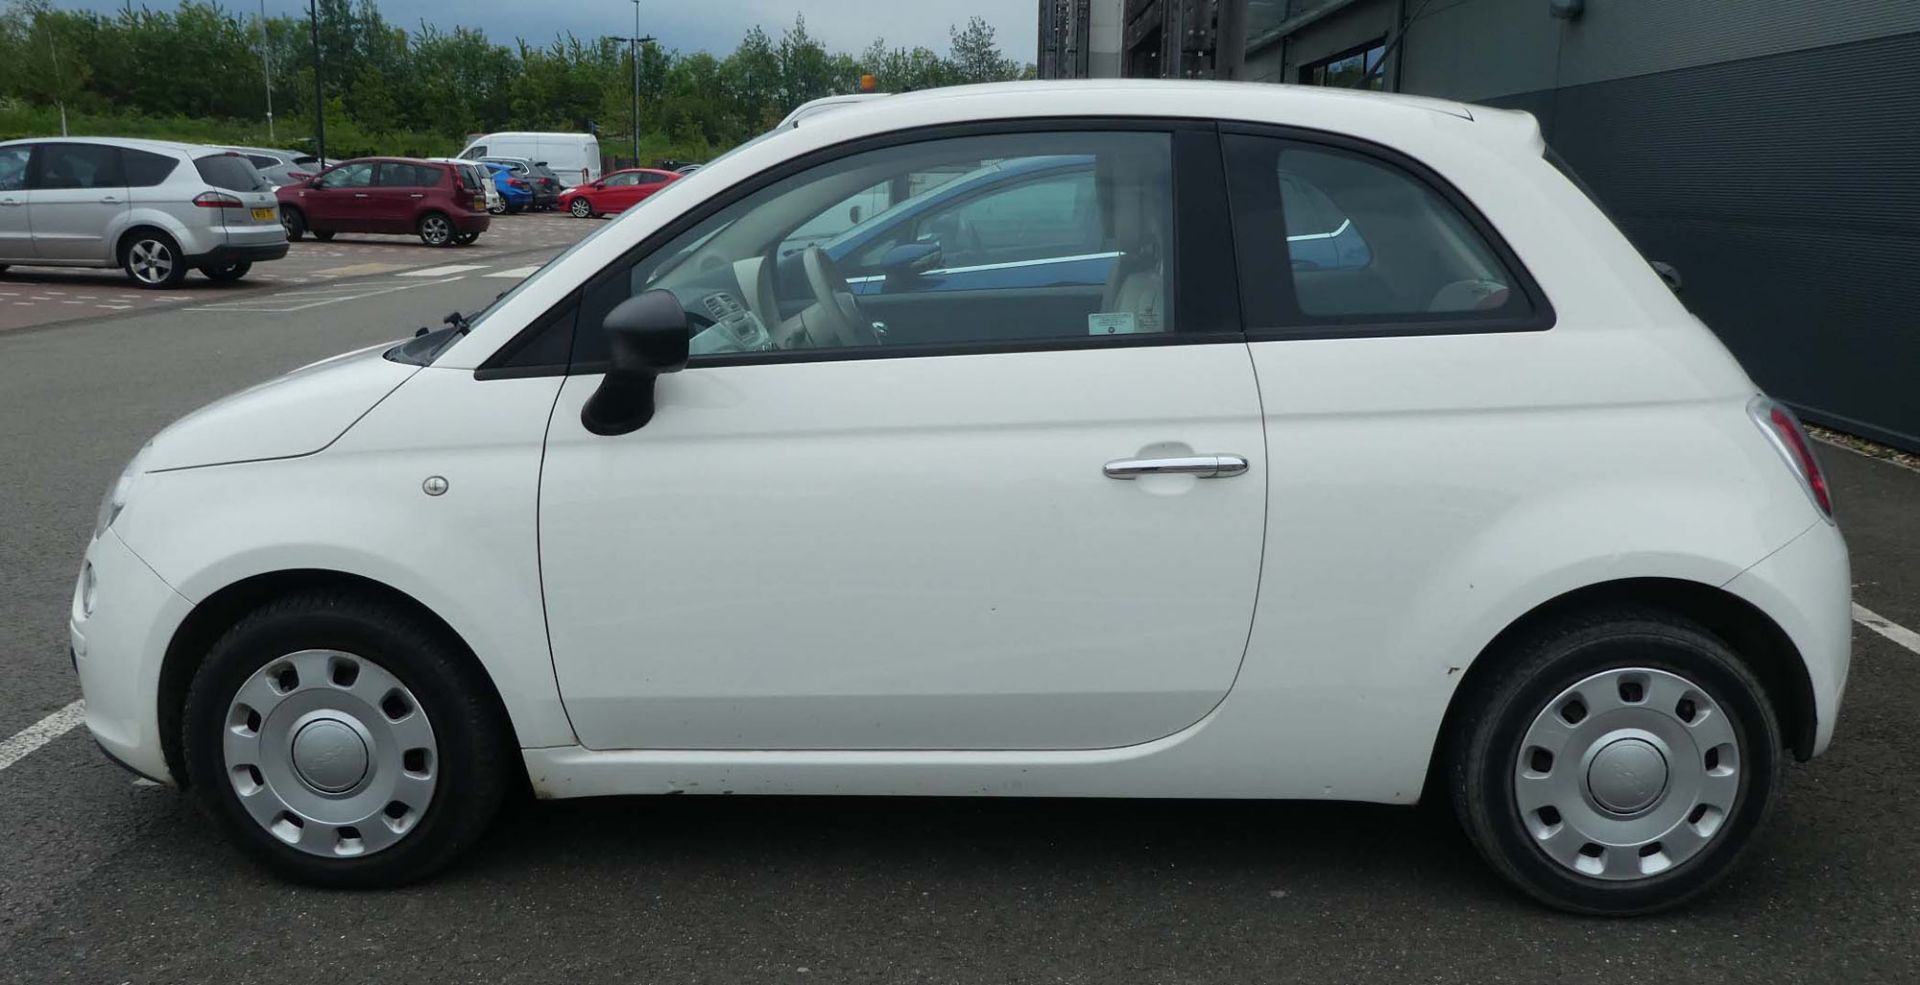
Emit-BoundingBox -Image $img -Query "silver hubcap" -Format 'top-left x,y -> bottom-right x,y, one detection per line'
1515,667 -> 1740,881
571,199 -> 590,216
423,217 -> 450,243
223,650 -> 438,858
128,240 -> 173,283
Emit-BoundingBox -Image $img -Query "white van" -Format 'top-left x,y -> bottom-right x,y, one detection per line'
456,132 -> 600,185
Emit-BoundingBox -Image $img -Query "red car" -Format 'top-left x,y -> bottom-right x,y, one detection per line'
277,157 -> 492,247
561,167 -> 680,218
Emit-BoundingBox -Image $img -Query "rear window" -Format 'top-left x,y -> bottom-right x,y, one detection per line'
292,155 -> 318,166
123,148 -> 178,187
194,154 -> 266,191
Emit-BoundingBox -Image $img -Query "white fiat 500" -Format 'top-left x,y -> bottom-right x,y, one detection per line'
71,81 -> 1849,914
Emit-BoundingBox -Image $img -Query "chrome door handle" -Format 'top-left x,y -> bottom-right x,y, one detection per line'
353,193 -> 370,198
1104,454 -> 1249,479
98,195 -> 121,204
409,193 -> 425,198
0,198 -> 21,207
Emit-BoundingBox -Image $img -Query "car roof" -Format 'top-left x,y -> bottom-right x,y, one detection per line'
0,135 -> 216,156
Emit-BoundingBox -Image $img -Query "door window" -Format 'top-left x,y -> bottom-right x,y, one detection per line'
636,172 -> 667,185
574,130 -> 1173,362
124,149 -> 179,187
1224,134 -> 1534,330
904,166 -> 1101,270
377,162 -> 438,187
602,173 -> 639,187
245,154 -> 279,168
31,143 -> 123,190
316,162 -> 375,189
0,146 -> 31,191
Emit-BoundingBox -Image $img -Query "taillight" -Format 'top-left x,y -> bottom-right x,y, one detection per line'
193,191 -> 244,208
1749,396 -> 1833,519
508,178 -> 527,189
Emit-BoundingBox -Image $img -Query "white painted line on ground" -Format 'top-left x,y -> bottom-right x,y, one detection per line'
1855,603 -> 1920,656
486,265 -> 541,279
183,276 -> 465,313
398,264 -> 487,278
0,700 -> 84,773
95,304 -> 130,310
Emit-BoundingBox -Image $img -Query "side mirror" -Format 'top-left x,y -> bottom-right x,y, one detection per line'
879,241 -> 942,286
580,289 -> 689,436
1650,260 -> 1683,293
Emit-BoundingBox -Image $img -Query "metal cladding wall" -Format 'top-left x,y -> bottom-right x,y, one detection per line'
1486,31 -> 1920,449
1242,0 -> 1920,449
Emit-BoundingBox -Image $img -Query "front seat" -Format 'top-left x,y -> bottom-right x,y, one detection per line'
1099,166 -> 1168,334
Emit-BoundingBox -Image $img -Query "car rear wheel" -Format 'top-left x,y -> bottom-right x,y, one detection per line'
281,208 -> 306,242
452,232 -> 479,246
417,213 -> 455,247
1447,608 -> 1781,915
182,590 -> 512,887
201,261 -> 252,282
312,230 -> 335,242
122,231 -> 187,289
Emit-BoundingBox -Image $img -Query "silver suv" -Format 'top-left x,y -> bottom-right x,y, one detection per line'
0,137 -> 289,288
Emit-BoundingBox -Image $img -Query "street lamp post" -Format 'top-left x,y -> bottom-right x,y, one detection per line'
626,1 -> 653,166
308,0 -> 326,164
258,0 -> 275,141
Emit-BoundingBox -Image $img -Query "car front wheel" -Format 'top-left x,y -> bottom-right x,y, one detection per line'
182,591 -> 512,887
569,197 -> 593,218
1448,608 -> 1781,915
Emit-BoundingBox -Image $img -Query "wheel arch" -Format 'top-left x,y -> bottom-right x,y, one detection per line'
1424,576 -> 1817,801
114,221 -> 184,263
157,568 -> 524,788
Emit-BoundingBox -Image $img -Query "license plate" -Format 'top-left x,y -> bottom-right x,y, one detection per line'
251,207 -> 274,221
474,197 -> 486,209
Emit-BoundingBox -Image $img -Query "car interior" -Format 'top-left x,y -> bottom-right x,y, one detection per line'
631,133 -> 1176,355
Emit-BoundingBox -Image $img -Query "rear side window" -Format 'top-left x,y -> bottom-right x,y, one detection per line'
195,154 -> 265,191
123,148 -> 178,187
378,162 -> 440,187
244,154 -> 278,168
1223,133 -> 1543,334
467,145 -> 488,159
33,143 -> 122,189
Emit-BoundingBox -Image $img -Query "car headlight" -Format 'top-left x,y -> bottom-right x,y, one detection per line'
93,443 -> 151,540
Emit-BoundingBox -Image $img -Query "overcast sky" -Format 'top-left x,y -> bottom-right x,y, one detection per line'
65,1 -> 1040,61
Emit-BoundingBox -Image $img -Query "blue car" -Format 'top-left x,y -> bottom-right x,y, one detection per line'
484,161 -> 533,214
779,153 -> 1370,298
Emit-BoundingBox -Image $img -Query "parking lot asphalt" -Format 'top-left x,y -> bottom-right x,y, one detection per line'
0,210 -> 589,333
0,246 -> 1917,981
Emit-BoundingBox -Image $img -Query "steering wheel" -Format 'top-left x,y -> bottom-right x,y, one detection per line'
801,246 -> 881,347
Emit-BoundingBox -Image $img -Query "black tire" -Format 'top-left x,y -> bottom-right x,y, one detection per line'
312,230 -> 335,242
281,207 -> 306,242
452,232 -> 479,246
200,261 -> 252,282
1447,608 -> 1782,915
417,211 -> 456,247
181,590 -> 513,888
120,230 -> 188,289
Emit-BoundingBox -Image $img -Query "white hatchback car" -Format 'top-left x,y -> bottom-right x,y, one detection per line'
70,81 -> 1849,913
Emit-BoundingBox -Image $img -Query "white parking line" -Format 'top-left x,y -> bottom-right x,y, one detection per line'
398,264 -> 487,278
1855,603 -> 1920,656
0,700 -> 84,773
487,265 -> 541,279
183,276 -> 465,313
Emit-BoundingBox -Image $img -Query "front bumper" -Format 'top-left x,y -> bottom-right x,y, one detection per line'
70,529 -> 191,785
1724,520 -> 1852,759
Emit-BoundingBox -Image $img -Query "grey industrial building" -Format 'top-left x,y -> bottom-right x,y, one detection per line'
1038,0 -> 1920,451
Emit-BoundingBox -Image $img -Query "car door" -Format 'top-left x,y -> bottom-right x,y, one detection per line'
0,144 -> 33,260
535,124 -> 1265,752
26,142 -> 128,262
597,172 -> 642,211
374,162 -> 430,231
301,161 -> 376,230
